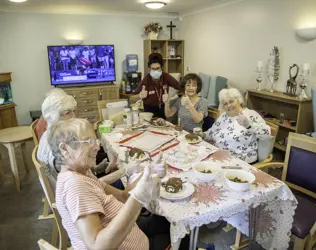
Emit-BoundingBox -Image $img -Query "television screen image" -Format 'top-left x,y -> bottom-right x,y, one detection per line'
47,45 -> 116,85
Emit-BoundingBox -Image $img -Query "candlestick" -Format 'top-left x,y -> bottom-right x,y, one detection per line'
257,61 -> 263,72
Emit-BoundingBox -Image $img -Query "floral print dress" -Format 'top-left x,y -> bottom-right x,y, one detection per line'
205,108 -> 271,163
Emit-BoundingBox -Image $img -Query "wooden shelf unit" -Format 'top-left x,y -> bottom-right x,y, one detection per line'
143,40 -> 184,76
0,72 -> 17,129
247,89 -> 313,151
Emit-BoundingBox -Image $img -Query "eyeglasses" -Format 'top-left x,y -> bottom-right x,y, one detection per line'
150,67 -> 162,71
73,138 -> 100,146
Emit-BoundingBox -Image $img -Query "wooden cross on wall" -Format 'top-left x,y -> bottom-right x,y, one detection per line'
167,21 -> 176,40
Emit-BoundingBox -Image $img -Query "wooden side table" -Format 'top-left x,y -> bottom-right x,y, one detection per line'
0,126 -> 32,191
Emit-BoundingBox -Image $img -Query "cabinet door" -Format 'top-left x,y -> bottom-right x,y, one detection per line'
0,107 -> 17,128
99,86 -> 119,100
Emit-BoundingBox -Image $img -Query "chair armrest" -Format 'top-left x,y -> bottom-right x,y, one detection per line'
253,161 -> 284,170
94,120 -> 101,131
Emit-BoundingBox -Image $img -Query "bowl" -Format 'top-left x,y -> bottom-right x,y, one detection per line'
139,112 -> 153,123
193,161 -> 221,182
224,170 -> 255,192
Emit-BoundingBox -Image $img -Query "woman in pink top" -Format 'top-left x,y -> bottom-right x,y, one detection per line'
48,118 -> 180,250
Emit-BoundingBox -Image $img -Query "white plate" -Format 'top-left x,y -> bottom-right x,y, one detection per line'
160,182 -> 195,200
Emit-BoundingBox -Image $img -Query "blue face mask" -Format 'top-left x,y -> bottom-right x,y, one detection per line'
150,70 -> 162,79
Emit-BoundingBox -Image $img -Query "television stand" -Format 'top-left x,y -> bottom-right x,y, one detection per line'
62,85 -> 119,123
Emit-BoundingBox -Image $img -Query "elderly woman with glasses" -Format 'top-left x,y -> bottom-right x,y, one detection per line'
164,73 -> 209,132
204,88 -> 271,164
49,118 -> 184,250
133,53 -> 180,119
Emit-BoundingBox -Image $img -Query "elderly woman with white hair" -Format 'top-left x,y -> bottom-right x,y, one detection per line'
48,118 -> 183,250
37,89 -> 123,191
204,88 -> 271,164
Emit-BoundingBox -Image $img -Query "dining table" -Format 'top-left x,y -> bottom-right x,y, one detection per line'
100,123 -> 297,250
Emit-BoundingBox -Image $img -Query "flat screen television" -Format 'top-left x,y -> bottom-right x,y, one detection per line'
47,45 -> 116,86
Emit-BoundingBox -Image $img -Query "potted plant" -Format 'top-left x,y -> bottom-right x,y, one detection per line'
144,22 -> 163,40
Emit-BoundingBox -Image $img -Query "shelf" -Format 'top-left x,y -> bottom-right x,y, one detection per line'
265,118 -> 296,131
163,58 -> 183,60
274,142 -> 286,152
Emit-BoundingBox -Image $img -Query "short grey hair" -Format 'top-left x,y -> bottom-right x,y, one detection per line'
41,90 -> 77,126
47,118 -> 92,169
218,88 -> 244,113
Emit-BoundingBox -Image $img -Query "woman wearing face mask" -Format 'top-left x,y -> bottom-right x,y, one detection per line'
164,73 -> 209,132
133,53 -> 180,118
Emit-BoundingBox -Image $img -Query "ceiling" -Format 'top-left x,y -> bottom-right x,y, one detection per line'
0,0 -> 223,15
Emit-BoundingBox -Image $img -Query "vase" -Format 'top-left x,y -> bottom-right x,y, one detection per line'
147,32 -> 158,40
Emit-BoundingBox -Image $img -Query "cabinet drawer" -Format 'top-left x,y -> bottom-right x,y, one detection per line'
65,89 -> 98,99
77,108 -> 98,117
76,98 -> 98,107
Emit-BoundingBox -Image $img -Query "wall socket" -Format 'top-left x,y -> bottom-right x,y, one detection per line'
187,66 -> 191,71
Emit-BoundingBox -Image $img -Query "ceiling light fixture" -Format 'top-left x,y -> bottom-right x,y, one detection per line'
9,0 -> 28,2
145,1 -> 166,9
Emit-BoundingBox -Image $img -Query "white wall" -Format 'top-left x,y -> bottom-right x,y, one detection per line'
0,12 -> 179,124
180,0 -> 316,94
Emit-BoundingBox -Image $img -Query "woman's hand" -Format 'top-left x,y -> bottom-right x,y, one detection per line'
181,96 -> 193,109
139,86 -> 147,99
236,114 -> 252,128
150,152 -> 166,178
162,89 -> 169,103
129,166 -> 160,206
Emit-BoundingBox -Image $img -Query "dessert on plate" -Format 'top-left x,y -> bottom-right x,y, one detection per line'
185,133 -> 200,143
128,147 -> 145,159
162,177 -> 183,193
151,118 -> 167,127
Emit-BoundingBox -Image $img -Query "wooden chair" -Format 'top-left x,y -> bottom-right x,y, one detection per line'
233,133 -> 316,250
38,239 -> 58,250
32,146 -> 69,250
31,118 -> 52,220
97,99 -> 127,121
30,119 -> 39,146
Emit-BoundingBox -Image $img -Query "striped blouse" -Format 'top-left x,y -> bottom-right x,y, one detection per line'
56,170 -> 149,250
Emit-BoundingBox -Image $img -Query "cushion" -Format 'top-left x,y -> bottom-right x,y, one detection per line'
199,73 -> 210,98
258,136 -> 275,161
292,193 -> 316,239
287,146 -> 316,194
312,88 -> 316,132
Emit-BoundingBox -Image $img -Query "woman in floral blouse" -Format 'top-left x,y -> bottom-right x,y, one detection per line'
204,88 -> 271,164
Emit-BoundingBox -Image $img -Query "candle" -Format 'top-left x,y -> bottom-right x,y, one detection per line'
303,63 -> 310,71
257,61 -> 263,72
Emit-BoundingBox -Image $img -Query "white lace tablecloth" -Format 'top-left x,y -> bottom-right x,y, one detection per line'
100,127 -> 297,250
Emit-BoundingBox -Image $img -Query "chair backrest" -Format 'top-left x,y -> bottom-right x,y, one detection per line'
312,88 -> 316,132
97,99 -> 127,121
282,132 -> 316,199
257,121 -> 279,161
32,146 -> 69,250
30,119 -> 39,145
38,239 -> 58,250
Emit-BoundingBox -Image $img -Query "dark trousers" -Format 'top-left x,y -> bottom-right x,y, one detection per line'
137,215 -> 189,250
144,104 -> 166,119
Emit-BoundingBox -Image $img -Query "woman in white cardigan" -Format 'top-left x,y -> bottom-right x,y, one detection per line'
204,88 -> 271,164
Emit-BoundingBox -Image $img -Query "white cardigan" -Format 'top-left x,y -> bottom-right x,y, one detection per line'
205,108 -> 271,163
